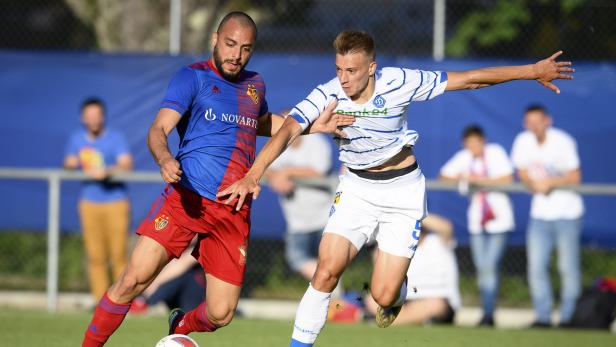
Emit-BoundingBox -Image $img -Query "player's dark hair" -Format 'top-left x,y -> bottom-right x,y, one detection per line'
333,30 -> 376,60
462,124 -> 484,140
525,103 -> 547,114
80,97 -> 105,114
217,11 -> 257,38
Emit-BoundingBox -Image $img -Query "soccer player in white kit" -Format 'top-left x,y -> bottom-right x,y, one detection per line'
218,31 -> 575,346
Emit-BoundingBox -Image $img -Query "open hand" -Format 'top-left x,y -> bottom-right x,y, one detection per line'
310,99 -> 355,137
216,175 -> 261,211
533,51 -> 575,94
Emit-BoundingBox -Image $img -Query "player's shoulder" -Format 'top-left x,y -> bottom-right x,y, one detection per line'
318,76 -> 340,93
378,67 -> 409,80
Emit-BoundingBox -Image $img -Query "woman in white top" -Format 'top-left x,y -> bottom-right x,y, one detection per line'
440,125 -> 514,326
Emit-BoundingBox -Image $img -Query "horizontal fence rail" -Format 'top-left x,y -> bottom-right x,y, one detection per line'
1,167 -> 616,312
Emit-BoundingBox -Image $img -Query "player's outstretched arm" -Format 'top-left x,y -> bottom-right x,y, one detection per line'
446,51 -> 574,94
217,117 -> 305,210
218,100 -> 344,210
148,108 -> 183,183
256,101 -> 353,137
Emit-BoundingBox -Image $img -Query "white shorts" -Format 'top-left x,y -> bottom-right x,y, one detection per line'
324,167 -> 427,258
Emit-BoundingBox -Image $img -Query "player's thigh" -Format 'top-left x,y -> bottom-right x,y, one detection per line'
127,236 -> 169,279
205,273 -> 241,322
323,181 -> 378,256
371,248 -> 411,296
316,232 -> 360,277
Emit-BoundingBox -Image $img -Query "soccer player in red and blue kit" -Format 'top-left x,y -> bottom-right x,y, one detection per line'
81,12 -> 352,347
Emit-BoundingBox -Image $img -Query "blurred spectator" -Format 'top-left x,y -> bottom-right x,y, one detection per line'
439,125 -> 514,326
265,132 -> 333,282
511,104 -> 583,327
131,240 -> 205,314
63,97 -> 133,301
360,214 -> 461,325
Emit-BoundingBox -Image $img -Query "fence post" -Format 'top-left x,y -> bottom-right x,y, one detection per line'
47,173 -> 60,313
433,0 -> 446,61
169,0 -> 182,55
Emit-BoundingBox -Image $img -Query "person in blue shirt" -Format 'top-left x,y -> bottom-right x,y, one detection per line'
64,97 -> 133,302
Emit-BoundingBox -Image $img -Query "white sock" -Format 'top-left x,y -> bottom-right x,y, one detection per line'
392,280 -> 408,307
291,284 -> 331,345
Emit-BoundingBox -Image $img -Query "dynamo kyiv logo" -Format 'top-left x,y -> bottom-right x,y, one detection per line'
373,95 -> 385,108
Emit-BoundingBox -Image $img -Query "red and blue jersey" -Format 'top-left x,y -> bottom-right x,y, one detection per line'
161,59 -> 268,202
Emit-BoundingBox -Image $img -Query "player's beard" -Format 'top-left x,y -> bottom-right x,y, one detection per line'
213,46 -> 248,82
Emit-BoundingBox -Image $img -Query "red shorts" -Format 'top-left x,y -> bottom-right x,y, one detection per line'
136,184 -> 250,286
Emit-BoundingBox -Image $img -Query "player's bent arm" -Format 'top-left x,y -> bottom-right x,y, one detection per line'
148,108 -> 183,183
147,108 -> 181,165
248,117 -> 304,181
446,51 -> 574,94
256,112 -> 286,137
217,117 -> 303,210
469,173 -> 513,185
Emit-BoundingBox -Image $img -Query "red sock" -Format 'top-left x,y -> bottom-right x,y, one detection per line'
82,293 -> 131,347
174,302 -> 217,335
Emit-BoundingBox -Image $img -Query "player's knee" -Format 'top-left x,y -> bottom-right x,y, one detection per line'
207,306 -> 235,327
371,287 -> 398,307
312,267 -> 339,292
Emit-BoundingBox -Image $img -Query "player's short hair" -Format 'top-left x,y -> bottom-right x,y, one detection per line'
80,97 -> 105,114
462,124 -> 484,140
525,103 -> 547,115
217,11 -> 258,38
333,30 -> 376,60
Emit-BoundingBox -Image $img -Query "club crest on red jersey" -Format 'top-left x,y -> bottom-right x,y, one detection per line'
154,214 -> 169,231
238,244 -> 247,265
246,83 -> 259,104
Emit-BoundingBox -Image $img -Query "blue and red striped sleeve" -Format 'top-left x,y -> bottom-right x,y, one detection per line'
161,66 -> 199,115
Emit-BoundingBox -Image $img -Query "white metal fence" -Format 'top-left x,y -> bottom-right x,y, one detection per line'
1,167 -> 616,312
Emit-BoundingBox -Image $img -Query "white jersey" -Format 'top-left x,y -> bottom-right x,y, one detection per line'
290,67 -> 448,169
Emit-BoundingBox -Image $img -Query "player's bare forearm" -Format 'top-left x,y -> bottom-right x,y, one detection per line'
248,118 -> 303,180
446,65 -> 535,90
147,126 -> 174,165
257,112 -> 286,137
447,51 -> 574,93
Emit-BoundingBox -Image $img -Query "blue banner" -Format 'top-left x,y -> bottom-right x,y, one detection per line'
1,50 -> 614,247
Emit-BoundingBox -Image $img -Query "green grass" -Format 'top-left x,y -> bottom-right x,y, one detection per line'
1,309 -> 614,347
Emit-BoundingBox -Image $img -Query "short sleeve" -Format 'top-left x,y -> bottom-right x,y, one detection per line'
560,135 -> 580,171
488,144 -> 514,177
440,150 -> 466,178
406,69 -> 448,102
161,66 -> 199,115
510,134 -> 527,169
64,132 -> 81,157
112,131 -> 131,158
289,83 -> 334,131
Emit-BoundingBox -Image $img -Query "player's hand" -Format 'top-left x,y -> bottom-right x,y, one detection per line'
159,157 -> 182,183
216,174 -> 261,211
310,99 -> 355,137
533,51 -> 575,94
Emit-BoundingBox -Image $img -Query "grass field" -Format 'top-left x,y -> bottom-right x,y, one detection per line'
1,309 -> 615,347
